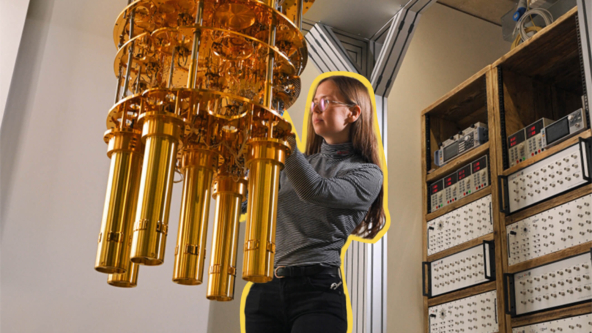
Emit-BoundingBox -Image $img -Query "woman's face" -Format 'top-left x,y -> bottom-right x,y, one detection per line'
311,80 -> 358,144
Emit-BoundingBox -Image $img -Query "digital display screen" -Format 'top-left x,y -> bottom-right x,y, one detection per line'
526,119 -> 545,139
431,179 -> 444,194
444,173 -> 458,188
443,142 -> 459,161
472,156 -> 487,173
508,130 -> 525,148
545,119 -> 569,145
457,165 -> 471,180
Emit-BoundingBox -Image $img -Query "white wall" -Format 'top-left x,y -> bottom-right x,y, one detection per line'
1,1 -> 511,332
0,0 -> 30,129
385,3 -> 510,332
0,1 -> 215,332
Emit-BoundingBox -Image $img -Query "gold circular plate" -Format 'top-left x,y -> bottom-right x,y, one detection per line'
113,0 -> 307,73
113,27 -> 300,112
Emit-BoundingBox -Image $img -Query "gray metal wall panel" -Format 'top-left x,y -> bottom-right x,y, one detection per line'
317,24 -> 361,73
305,38 -> 332,73
305,25 -> 359,73
370,0 -> 437,97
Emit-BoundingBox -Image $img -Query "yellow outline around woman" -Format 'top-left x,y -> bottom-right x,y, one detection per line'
239,71 -> 391,333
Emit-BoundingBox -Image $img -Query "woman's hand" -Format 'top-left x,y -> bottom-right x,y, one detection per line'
286,132 -> 297,152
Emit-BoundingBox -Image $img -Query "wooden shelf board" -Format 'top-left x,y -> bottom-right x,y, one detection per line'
426,186 -> 492,222
427,143 -> 490,182
508,241 -> 592,274
511,301 -> 592,328
492,7 -> 581,94
502,129 -> 591,177
422,66 -> 490,117
505,184 -> 592,225
427,233 -> 494,262
427,281 -> 496,307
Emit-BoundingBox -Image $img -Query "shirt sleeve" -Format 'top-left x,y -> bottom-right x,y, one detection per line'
240,192 -> 248,215
283,135 -> 383,210
240,169 -> 249,214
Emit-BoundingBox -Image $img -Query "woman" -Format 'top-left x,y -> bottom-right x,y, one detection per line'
242,75 -> 385,333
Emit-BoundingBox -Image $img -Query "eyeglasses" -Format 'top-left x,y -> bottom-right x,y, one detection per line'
311,98 -> 356,112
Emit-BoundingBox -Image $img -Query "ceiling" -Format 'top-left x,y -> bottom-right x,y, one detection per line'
302,0 -> 518,38
437,0 -> 517,26
302,0 -> 407,38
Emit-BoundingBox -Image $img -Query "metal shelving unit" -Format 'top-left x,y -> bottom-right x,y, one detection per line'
421,6 -> 592,333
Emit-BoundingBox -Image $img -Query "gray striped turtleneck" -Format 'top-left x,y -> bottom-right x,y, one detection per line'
241,136 -> 383,267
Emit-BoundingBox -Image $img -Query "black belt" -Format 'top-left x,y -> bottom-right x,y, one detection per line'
274,264 -> 340,278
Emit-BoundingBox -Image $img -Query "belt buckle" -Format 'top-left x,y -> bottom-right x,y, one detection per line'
274,266 -> 286,279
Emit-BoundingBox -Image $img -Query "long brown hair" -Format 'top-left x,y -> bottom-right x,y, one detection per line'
305,75 -> 385,239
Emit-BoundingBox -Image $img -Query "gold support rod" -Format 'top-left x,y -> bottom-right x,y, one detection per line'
114,64 -> 123,104
121,9 -> 135,99
296,0 -> 303,30
187,0 -> 205,89
168,46 -> 176,89
263,10 -> 277,108
134,66 -> 142,94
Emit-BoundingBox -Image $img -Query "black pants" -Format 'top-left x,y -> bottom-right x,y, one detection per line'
244,272 -> 348,333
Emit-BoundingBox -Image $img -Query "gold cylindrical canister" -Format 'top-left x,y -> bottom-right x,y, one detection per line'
242,138 -> 289,283
207,175 -> 247,300
95,129 -> 143,274
108,262 -> 140,288
173,148 -> 218,285
108,220 -> 139,287
131,113 -> 183,265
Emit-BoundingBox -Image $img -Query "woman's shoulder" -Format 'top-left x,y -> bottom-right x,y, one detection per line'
339,156 -> 383,177
302,151 -> 319,160
349,153 -> 381,168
